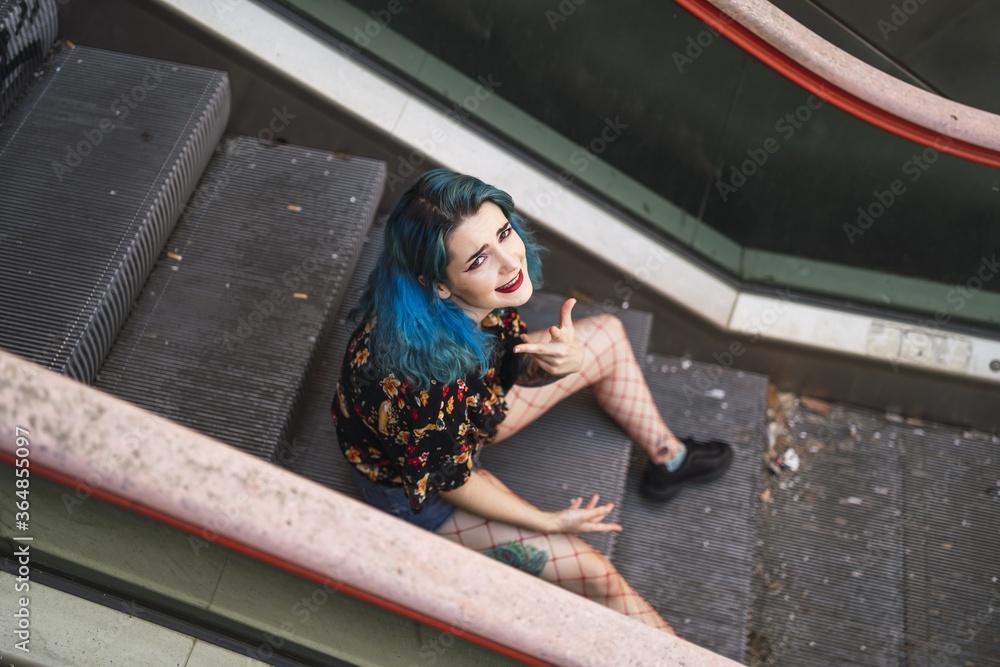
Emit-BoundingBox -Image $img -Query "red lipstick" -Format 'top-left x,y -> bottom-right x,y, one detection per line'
495,269 -> 523,293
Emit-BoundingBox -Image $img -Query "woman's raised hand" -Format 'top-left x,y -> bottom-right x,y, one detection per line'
513,298 -> 585,376
548,494 -> 623,534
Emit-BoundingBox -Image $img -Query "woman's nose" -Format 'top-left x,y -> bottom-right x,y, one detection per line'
497,248 -> 519,271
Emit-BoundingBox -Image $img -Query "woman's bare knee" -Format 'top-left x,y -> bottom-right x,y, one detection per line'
577,312 -> 624,337
577,314 -> 627,355
598,313 -> 626,336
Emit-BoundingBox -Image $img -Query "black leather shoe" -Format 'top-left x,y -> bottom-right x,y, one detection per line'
640,437 -> 734,501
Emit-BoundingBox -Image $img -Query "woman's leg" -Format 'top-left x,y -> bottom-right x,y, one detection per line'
436,471 -> 674,633
495,314 -> 675,463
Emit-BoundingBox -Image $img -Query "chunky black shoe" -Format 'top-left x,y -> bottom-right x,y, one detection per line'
640,437 -> 734,501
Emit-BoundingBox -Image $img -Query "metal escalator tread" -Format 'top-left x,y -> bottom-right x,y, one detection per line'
95,136 -> 386,461
747,404 -> 907,666
0,45 -> 229,382
281,217 -> 385,496
612,354 -> 768,662
0,0 -> 58,121
747,401 -> 1000,666
899,426 -> 1000,666
478,292 -> 653,558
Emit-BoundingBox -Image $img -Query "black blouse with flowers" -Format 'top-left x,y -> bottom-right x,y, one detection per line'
332,308 -> 554,513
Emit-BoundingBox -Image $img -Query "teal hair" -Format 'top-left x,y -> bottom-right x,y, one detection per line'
352,169 -> 544,388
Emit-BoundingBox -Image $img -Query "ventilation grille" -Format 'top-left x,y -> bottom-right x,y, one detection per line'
0,45 -> 230,382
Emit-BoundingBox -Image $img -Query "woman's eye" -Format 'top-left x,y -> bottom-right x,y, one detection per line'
499,226 -> 512,241
468,256 -> 485,270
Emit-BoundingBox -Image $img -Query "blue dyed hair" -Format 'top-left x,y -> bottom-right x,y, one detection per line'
352,169 -> 544,388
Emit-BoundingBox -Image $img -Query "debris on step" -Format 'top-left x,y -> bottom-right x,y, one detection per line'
800,396 -> 831,416
777,447 -> 800,472
767,447 -> 802,476
766,386 -> 799,422
765,384 -> 800,474
766,421 -> 789,459
805,439 -> 826,454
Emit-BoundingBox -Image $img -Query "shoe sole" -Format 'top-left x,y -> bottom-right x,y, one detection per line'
639,456 -> 734,502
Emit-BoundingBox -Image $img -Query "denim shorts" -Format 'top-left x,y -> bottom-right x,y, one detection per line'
352,472 -> 456,532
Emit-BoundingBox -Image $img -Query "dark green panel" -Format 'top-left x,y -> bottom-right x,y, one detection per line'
704,59 -> 1000,287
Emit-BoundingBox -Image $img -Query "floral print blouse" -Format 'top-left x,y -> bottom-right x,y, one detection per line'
332,308 -> 553,514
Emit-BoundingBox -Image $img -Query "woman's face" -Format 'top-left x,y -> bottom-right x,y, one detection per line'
436,201 -> 533,323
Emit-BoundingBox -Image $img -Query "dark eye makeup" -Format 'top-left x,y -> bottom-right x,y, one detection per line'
465,224 -> 513,271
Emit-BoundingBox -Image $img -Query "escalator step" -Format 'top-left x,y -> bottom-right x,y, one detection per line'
747,401 -> 1000,666
95,136 -> 385,461
747,404 -> 905,666
0,0 -> 58,121
613,354 -> 769,662
899,427 -> 1000,666
280,218 -> 385,492
0,45 -> 229,381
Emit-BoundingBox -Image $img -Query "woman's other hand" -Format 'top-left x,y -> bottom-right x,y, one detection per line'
548,494 -> 622,534
513,298 -> 584,376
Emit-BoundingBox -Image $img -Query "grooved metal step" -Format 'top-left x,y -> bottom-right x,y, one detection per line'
614,354 -> 769,662
95,136 -> 385,461
749,406 -> 905,666
0,0 -> 58,121
746,402 -> 1000,667
281,218 -> 385,492
899,426 -> 1000,667
0,45 -> 229,381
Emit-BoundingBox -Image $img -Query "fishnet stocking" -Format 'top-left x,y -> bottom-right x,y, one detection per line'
494,313 -> 675,462
437,471 -> 674,633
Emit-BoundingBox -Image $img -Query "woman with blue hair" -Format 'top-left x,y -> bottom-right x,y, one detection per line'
333,169 -> 732,632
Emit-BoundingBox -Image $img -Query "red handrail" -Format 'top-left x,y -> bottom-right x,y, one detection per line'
675,0 -> 1000,169
0,450 -> 551,666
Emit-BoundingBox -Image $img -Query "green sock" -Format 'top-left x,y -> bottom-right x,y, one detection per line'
663,441 -> 688,472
